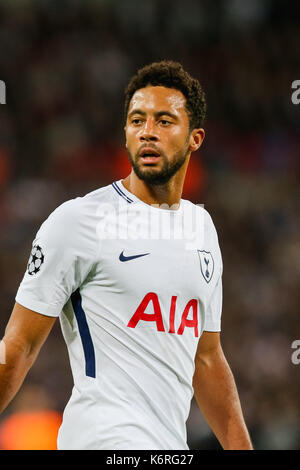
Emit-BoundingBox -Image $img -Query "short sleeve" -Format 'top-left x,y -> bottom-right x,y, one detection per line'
16,199 -> 97,317
202,208 -> 223,332
203,274 -> 223,332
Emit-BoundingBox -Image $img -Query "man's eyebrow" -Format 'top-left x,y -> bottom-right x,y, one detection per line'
155,110 -> 178,120
128,109 -> 178,120
128,108 -> 146,118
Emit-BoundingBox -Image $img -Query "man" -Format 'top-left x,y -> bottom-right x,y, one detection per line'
0,61 -> 252,450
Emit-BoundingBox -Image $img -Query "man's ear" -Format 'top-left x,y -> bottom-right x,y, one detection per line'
189,128 -> 205,152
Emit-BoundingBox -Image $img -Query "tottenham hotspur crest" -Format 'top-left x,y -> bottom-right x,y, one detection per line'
27,245 -> 45,275
198,250 -> 214,283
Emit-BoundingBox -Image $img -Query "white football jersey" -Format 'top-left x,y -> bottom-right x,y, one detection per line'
16,179 -> 223,450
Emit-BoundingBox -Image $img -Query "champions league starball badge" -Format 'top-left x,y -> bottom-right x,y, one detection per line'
27,245 -> 45,275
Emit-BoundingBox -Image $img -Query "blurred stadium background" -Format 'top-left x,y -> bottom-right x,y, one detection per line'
0,0 -> 299,450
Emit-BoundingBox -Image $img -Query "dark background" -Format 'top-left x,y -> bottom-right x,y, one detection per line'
0,0 -> 299,450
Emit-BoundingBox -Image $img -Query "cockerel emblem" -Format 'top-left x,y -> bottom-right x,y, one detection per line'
197,250 -> 214,283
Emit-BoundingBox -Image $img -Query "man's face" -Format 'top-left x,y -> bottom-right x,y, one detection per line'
125,86 -> 196,185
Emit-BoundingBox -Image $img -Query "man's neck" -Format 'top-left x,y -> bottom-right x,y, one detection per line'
122,171 -> 185,209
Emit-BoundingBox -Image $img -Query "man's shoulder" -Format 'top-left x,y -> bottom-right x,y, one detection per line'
181,198 -> 217,229
81,181 -> 116,203
50,182 -> 114,218
182,198 -> 222,271
37,182 -> 115,240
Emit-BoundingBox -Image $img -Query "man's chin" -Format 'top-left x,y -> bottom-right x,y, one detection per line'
132,166 -> 172,185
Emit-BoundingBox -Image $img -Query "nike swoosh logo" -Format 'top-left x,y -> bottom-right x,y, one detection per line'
119,251 -> 150,262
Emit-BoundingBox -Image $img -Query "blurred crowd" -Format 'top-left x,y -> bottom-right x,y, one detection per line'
0,0 -> 299,450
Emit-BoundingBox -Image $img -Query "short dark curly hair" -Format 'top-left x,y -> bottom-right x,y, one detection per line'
124,60 -> 206,130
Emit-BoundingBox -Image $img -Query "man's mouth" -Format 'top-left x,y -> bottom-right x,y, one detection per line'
139,147 -> 161,164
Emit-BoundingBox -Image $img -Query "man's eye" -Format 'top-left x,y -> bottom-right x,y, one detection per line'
160,120 -> 171,125
132,119 -> 142,125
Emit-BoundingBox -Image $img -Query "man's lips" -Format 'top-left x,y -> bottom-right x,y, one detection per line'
139,147 -> 161,164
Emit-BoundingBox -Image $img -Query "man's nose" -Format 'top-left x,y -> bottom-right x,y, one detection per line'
139,119 -> 158,142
